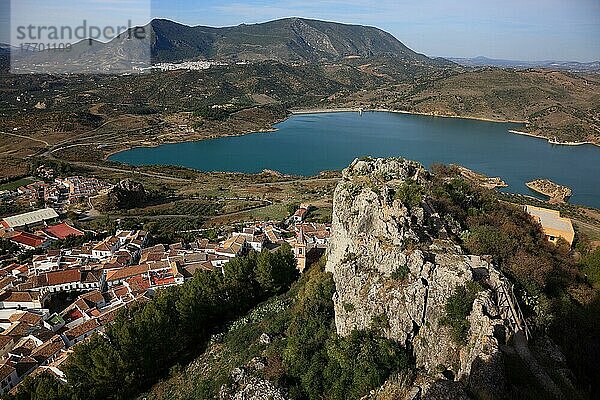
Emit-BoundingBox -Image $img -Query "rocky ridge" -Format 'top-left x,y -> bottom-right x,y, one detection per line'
325,157 -> 516,397
96,179 -> 146,211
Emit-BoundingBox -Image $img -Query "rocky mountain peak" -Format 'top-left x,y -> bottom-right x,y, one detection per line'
326,157 -> 516,397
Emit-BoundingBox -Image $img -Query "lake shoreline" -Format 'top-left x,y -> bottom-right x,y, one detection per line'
105,109 -> 597,161
108,110 -> 600,208
291,108 -> 599,148
290,107 -> 528,124
508,130 -> 599,147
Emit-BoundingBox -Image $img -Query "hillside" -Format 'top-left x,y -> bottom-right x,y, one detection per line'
1,18 -> 599,179
402,69 -> 600,144
4,159 -> 599,400
2,61 -> 599,181
126,158 -> 597,399
152,18 -> 439,64
341,67 -> 600,144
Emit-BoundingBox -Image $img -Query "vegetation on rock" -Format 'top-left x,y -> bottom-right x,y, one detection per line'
441,282 -> 482,345
429,164 -> 600,397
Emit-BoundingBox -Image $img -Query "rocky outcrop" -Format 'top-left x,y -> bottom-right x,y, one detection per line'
97,179 -> 146,210
219,359 -> 288,400
325,158 -> 510,397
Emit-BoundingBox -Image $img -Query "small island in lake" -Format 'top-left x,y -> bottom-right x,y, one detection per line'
526,179 -> 572,203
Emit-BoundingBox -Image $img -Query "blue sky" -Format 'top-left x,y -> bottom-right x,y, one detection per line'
2,0 -> 599,61
151,0 -> 600,61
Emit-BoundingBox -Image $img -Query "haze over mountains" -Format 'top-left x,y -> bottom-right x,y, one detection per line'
448,56 -> 600,72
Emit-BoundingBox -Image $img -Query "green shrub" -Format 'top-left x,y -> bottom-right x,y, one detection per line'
11,248 -> 299,400
394,179 -> 423,209
193,105 -> 230,121
341,252 -> 359,264
390,264 -> 409,281
370,313 -> 390,332
283,261 -> 411,400
580,247 -> 600,288
343,302 -> 355,312
441,282 -> 482,345
286,202 -> 300,215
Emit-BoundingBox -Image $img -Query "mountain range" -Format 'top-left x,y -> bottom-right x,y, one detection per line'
7,20 -> 599,74
448,55 -> 600,72
150,17 -> 433,63
9,18 -> 442,73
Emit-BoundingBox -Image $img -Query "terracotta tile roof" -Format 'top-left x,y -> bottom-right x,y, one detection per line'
98,305 -> 123,325
182,261 -> 214,278
111,285 -> 130,298
264,227 -> 282,243
8,311 -> 43,325
147,260 -> 170,271
0,276 -> 16,291
87,309 -> 100,318
79,290 -> 104,305
13,264 -> 29,273
0,335 -> 13,348
0,291 -> 40,303
0,363 -> 16,381
294,208 -> 308,218
125,275 -> 150,294
43,269 -> 81,286
141,244 -> 168,254
105,264 -> 149,282
2,321 -> 52,342
10,232 -> 46,248
183,253 -> 208,263
64,319 -> 100,341
14,337 -> 39,352
220,235 -> 246,254
74,298 -> 90,312
62,307 -> 83,323
141,252 -> 166,262
31,336 -> 64,362
43,223 -> 84,240
82,271 -> 100,283
194,238 -> 217,250
92,242 -> 111,252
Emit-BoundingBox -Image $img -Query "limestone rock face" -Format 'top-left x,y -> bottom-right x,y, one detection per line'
220,363 -> 288,400
326,158 -> 507,395
98,179 -> 146,210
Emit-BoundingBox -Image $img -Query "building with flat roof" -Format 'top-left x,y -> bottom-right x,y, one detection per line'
524,205 -> 575,247
1,208 -> 59,229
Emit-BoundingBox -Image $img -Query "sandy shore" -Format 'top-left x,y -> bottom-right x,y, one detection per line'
290,108 -> 359,115
509,130 -> 599,147
290,107 -> 528,124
